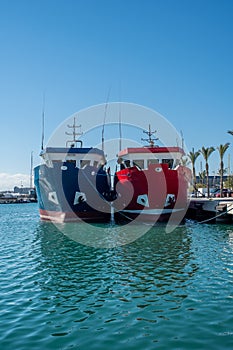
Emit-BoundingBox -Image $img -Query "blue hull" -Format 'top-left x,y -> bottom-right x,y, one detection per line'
34,161 -> 113,222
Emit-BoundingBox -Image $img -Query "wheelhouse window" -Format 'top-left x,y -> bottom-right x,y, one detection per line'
124,160 -> 131,168
162,159 -> 174,169
80,160 -> 91,168
133,159 -> 144,169
148,158 -> 159,167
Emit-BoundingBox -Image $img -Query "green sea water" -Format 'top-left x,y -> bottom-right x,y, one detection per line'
0,203 -> 233,349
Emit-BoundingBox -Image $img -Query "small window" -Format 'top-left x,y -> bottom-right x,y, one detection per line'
124,160 -> 131,168
133,159 -> 144,169
148,159 -> 159,166
80,160 -> 91,168
93,161 -> 99,167
162,159 -> 174,168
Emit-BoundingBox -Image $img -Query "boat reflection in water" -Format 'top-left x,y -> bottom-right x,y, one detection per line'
37,221 -> 196,298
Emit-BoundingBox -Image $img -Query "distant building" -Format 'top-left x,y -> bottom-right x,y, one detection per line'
14,186 -> 35,195
196,175 -> 228,187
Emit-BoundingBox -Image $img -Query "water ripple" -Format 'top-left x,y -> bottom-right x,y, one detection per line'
0,204 -> 233,349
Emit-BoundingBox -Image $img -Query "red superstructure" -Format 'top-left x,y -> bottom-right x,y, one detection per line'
113,141 -> 191,224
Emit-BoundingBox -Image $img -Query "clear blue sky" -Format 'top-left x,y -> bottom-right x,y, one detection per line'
0,0 -> 233,189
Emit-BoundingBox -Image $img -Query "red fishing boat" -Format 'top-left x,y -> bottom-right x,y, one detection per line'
113,126 -> 191,224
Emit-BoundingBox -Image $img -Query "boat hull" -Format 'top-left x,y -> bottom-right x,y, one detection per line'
34,161 -> 113,223
39,209 -> 111,223
114,208 -> 187,224
113,163 -> 191,225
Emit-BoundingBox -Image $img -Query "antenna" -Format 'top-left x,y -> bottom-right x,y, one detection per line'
119,102 -> 122,152
65,117 -> 83,148
41,94 -> 45,151
118,83 -> 122,152
141,124 -> 158,147
180,130 -> 184,150
30,151 -> 33,188
102,87 -> 111,152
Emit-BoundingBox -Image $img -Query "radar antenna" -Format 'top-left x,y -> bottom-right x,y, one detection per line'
65,117 -> 83,148
141,124 -> 158,147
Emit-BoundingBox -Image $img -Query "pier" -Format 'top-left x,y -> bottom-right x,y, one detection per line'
0,188 -> 37,204
0,196 -> 37,204
186,197 -> 233,223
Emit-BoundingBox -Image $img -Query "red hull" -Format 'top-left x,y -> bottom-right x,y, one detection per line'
113,163 -> 191,224
114,208 -> 188,224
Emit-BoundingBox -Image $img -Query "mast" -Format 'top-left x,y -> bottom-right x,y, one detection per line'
30,151 -> 33,188
66,117 -> 83,148
141,124 -> 158,147
119,102 -> 122,151
41,95 -> 45,151
118,84 -> 122,152
102,105 -> 107,152
180,130 -> 184,150
102,88 -> 111,152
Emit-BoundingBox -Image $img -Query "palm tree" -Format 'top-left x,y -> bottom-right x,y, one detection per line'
188,148 -> 200,196
180,156 -> 190,167
217,167 -> 227,176
199,170 -> 206,186
217,143 -> 230,197
228,130 -> 233,136
199,146 -> 215,197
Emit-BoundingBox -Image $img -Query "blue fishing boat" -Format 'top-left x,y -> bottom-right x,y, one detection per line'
34,118 -> 113,223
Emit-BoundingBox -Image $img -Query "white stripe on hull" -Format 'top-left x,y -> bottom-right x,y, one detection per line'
120,208 -> 185,215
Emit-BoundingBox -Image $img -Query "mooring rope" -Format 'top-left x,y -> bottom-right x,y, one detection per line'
190,204 -> 233,225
